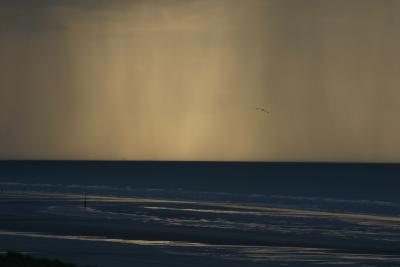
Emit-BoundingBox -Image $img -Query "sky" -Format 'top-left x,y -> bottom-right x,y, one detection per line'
0,0 -> 400,162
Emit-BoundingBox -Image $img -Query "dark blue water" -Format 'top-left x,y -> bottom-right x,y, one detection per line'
1,161 -> 400,266
0,161 -> 399,202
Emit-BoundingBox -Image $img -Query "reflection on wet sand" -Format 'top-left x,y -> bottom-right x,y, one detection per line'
1,229 -> 400,266
1,190 -> 400,266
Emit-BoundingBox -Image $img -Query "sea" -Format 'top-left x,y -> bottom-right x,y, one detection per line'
0,161 -> 399,266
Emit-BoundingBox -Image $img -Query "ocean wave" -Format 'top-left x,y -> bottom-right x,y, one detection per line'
1,181 -> 399,209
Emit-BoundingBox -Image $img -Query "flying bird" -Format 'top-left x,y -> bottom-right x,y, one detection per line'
256,107 -> 270,114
